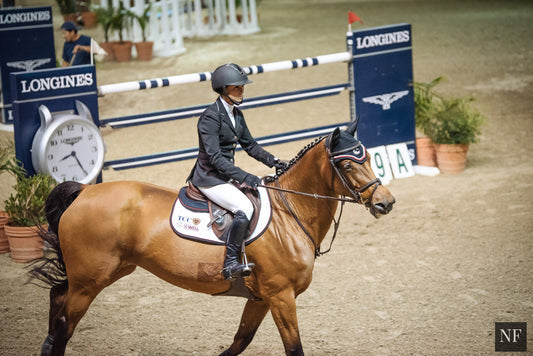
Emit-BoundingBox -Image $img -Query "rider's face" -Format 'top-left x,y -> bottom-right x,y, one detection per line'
225,85 -> 244,103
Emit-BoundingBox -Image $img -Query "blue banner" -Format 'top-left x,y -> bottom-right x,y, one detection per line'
0,6 -> 56,123
350,23 -> 417,163
11,65 -> 99,176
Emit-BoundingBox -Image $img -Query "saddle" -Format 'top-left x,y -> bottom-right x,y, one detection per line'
170,182 -> 271,245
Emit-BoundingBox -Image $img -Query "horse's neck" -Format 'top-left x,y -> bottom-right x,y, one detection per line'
274,144 -> 338,247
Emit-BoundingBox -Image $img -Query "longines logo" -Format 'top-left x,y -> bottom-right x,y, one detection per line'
0,10 -> 50,24
362,90 -> 409,110
356,30 -> 410,49
20,73 -> 94,93
7,58 -> 51,72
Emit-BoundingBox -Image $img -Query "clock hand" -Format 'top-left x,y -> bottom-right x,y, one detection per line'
71,151 -> 88,176
60,153 -> 73,161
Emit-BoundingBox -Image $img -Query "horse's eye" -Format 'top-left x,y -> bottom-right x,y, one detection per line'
342,162 -> 352,171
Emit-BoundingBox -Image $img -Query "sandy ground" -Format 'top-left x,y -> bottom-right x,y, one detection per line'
0,0 -> 532,355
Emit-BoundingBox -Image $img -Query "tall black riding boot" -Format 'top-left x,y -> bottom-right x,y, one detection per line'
222,210 -> 255,280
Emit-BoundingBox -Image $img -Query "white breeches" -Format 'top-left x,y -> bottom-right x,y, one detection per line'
198,183 -> 254,220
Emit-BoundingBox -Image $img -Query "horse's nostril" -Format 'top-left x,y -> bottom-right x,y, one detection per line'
374,201 -> 393,214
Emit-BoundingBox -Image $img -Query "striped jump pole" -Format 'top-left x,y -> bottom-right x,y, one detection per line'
98,51 -> 352,96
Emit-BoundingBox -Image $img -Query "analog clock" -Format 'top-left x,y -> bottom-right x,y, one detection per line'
31,101 -> 105,184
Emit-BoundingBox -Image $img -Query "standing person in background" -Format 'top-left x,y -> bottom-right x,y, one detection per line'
60,21 -> 92,66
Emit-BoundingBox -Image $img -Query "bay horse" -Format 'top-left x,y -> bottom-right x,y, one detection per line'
31,119 -> 395,355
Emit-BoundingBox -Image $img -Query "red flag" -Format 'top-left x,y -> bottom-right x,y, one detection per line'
348,11 -> 363,24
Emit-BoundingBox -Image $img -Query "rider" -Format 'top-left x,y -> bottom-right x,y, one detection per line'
187,63 -> 286,280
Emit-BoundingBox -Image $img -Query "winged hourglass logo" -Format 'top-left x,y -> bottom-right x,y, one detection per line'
362,90 -> 409,110
7,58 -> 52,72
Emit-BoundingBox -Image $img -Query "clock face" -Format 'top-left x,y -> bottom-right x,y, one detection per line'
43,118 -> 105,184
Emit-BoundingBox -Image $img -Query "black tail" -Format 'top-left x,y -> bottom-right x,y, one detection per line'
28,181 -> 83,288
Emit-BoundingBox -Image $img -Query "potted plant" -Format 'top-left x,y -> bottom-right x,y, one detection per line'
133,2 -> 153,61
77,0 -> 96,29
4,170 -> 56,263
56,0 -> 77,22
425,96 -> 485,174
0,140 -> 25,254
412,76 -> 443,167
94,4 -> 116,61
110,2 -> 134,62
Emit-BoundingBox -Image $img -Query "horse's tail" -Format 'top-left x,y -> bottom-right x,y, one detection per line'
28,181 -> 84,289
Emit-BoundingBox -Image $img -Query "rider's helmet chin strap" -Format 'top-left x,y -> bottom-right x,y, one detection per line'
222,89 -> 243,106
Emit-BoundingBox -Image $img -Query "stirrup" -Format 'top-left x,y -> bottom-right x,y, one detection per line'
222,262 -> 255,281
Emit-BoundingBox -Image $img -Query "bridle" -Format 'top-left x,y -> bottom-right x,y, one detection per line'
259,133 -> 382,257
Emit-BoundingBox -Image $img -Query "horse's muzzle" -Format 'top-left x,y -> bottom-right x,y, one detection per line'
369,197 -> 395,218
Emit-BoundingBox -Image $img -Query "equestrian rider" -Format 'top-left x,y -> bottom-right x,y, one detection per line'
187,63 -> 286,280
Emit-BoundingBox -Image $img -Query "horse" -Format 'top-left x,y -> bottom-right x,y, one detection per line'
31,119 -> 395,356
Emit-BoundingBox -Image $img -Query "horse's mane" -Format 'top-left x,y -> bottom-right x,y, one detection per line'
265,136 -> 325,183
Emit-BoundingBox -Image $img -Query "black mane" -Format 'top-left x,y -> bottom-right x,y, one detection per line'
264,136 -> 325,183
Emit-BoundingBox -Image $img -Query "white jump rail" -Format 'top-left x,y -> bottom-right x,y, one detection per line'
98,52 -> 352,96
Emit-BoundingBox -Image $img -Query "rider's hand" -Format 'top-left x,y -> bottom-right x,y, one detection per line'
273,158 -> 289,171
243,174 -> 261,190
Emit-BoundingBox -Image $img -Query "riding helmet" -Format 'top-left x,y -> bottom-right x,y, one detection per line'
211,63 -> 252,94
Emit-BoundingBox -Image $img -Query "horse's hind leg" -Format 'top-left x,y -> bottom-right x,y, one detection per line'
219,299 -> 269,356
41,283 -> 99,356
41,264 -> 137,356
41,282 -> 69,355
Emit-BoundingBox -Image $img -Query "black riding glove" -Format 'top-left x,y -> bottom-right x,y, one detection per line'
273,158 -> 289,170
243,174 -> 261,189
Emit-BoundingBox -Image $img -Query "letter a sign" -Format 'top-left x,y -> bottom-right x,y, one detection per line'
386,143 -> 414,179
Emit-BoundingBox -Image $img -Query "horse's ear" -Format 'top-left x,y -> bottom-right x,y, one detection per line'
345,116 -> 360,136
331,127 -> 341,142
327,127 -> 341,150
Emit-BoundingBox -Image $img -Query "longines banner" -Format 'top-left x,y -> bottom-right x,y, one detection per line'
11,65 -> 99,176
351,23 -> 417,164
0,6 -> 56,124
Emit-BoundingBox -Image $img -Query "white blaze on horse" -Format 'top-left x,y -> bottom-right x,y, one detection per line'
31,119 -> 395,356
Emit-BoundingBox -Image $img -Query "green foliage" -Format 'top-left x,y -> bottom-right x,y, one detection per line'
93,5 -> 115,42
4,174 -> 56,227
0,140 -> 25,180
425,97 -> 486,145
133,3 -> 152,42
2,140 -> 56,226
412,76 -> 485,145
56,0 -> 76,15
412,76 -> 443,136
110,2 -> 135,44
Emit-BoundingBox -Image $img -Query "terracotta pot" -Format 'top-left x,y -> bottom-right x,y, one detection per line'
134,41 -> 153,61
81,11 -> 97,29
113,41 -> 133,62
0,211 -> 9,254
415,136 -> 437,167
62,13 -> 78,23
434,143 -> 469,174
4,224 -> 45,263
99,42 -> 116,62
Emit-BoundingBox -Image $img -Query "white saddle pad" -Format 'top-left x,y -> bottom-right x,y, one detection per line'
170,186 -> 272,245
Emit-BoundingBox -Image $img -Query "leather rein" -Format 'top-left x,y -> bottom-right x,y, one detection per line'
259,139 -> 382,258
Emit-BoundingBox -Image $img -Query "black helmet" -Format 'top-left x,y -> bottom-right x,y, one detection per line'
211,63 -> 252,94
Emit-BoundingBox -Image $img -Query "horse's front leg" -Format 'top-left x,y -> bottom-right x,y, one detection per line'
270,291 -> 304,356
219,299 -> 269,356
